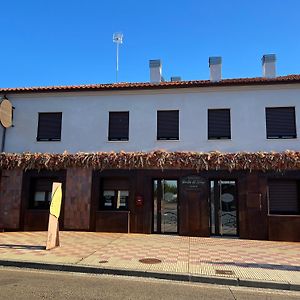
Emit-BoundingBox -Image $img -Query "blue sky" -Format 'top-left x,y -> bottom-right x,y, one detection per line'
1,0 -> 300,87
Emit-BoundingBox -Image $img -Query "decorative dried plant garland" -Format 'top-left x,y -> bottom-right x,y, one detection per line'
0,150 -> 300,172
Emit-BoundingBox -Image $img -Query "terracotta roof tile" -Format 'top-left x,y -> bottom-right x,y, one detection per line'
1,75 -> 300,94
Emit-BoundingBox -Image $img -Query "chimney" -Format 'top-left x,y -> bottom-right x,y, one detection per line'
209,56 -> 222,82
262,54 -> 276,78
171,76 -> 181,82
149,59 -> 162,83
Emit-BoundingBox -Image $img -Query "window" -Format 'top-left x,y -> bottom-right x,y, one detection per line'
268,180 -> 300,215
266,107 -> 296,139
208,109 -> 231,139
108,112 -> 129,141
100,178 -> 129,210
157,110 -> 179,140
37,113 -> 62,141
29,178 -> 56,209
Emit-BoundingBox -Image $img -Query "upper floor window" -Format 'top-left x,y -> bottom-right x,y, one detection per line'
208,109 -> 231,139
37,112 -> 62,141
268,180 -> 300,215
157,110 -> 179,140
266,107 -> 296,139
108,112 -> 129,141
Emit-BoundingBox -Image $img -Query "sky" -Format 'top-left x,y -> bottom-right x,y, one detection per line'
1,0 -> 300,87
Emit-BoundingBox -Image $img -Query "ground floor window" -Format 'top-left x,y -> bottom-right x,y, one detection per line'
29,178 -> 56,209
100,178 -> 129,210
268,180 -> 300,215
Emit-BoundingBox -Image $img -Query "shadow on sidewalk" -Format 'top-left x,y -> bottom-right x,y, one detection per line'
0,244 -> 46,250
208,261 -> 300,271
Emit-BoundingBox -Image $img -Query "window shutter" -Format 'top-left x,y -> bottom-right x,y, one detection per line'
157,110 -> 179,140
108,112 -> 129,141
269,180 -> 299,214
35,179 -> 53,192
266,107 -> 296,138
37,113 -> 62,141
208,109 -> 231,139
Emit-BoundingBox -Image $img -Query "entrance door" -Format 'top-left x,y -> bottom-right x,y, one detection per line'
209,180 -> 238,236
153,179 -> 178,234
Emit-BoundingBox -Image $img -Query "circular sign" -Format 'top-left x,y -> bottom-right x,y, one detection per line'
0,99 -> 13,128
221,193 -> 234,203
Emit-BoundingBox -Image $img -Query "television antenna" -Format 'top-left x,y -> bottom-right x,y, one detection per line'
113,32 -> 123,82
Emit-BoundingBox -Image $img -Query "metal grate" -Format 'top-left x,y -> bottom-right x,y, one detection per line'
215,269 -> 235,275
139,258 -> 162,264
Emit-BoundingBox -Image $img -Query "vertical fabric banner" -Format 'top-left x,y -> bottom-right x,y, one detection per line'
46,182 -> 62,250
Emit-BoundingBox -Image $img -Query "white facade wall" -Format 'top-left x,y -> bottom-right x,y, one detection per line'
2,84 -> 300,153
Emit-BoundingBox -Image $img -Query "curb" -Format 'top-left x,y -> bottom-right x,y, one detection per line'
0,260 -> 298,292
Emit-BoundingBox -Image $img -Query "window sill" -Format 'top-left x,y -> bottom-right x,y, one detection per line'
156,139 -> 180,142
208,138 -> 231,141
36,140 -> 61,142
268,214 -> 300,217
107,140 -> 129,143
266,137 -> 297,140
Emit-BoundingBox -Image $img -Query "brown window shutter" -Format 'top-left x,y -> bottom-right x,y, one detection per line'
37,113 -> 62,141
208,109 -> 231,139
157,110 -> 179,140
269,180 -> 299,214
266,107 -> 296,138
108,112 -> 129,141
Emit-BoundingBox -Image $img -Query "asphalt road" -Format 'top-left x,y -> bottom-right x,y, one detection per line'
0,268 -> 299,300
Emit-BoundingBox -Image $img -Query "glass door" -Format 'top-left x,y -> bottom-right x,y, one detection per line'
153,179 -> 178,234
209,180 -> 238,236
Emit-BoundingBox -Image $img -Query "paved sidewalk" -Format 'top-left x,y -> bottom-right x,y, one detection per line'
0,232 -> 299,291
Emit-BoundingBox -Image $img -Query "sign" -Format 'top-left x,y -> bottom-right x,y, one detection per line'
181,176 -> 206,192
50,182 -> 62,218
46,182 -> 62,250
0,99 -> 13,128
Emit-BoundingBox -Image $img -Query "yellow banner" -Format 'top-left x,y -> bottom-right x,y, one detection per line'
50,182 -> 62,219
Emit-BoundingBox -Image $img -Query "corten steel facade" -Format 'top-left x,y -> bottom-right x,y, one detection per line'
0,65 -> 300,241
0,151 -> 299,242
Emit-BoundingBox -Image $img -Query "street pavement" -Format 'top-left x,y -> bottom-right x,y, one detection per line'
0,268 -> 300,299
0,231 -> 299,291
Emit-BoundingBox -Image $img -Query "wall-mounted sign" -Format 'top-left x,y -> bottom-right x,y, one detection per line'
0,99 -> 13,128
181,176 -> 206,192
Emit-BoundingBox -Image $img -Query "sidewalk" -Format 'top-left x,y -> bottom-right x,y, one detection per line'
0,231 -> 299,291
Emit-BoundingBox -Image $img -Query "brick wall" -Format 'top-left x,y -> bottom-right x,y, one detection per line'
64,168 -> 92,230
0,169 -> 23,230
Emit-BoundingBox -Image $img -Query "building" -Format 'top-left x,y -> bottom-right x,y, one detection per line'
0,55 -> 299,241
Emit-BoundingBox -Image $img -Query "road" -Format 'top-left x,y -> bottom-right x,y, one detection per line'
0,268 -> 299,299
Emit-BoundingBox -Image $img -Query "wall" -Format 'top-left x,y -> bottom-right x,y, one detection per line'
0,169 -> 23,229
2,84 -> 300,154
64,168 -> 92,230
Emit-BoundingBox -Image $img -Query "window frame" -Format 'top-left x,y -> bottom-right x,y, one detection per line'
157,110 -> 179,141
108,111 -> 129,141
101,189 -> 129,211
207,108 -> 231,140
265,107 -> 297,139
29,177 -> 59,210
37,112 -> 62,142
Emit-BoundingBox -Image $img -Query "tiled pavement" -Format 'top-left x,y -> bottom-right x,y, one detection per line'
0,231 -> 300,289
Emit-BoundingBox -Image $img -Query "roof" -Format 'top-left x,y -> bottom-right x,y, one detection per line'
1,75 -> 300,94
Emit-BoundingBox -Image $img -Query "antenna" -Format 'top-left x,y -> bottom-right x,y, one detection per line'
113,32 -> 123,82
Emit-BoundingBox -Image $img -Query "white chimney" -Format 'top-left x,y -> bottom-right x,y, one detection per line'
149,59 -> 162,83
209,56 -> 222,82
262,54 -> 276,78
